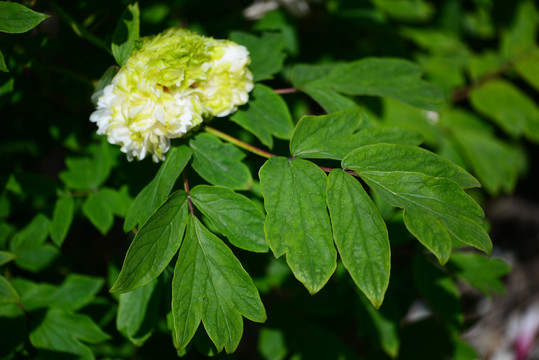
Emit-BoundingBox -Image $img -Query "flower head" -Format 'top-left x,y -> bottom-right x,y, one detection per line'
90,28 -> 253,161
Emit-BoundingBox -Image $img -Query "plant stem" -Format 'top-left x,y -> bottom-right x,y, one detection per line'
274,87 -> 297,94
318,166 -> 361,178
204,126 -> 276,159
183,169 -> 194,214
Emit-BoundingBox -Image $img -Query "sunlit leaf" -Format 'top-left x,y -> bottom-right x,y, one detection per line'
111,2 -> 140,66
259,157 -> 336,294
0,2 -> 49,33
172,215 -> 266,353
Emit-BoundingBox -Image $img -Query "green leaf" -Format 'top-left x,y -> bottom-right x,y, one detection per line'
13,274 -> 103,311
259,157 -> 336,294
291,108 -> 423,160
29,308 -> 110,360
83,187 -> 128,235
124,146 -> 191,232
501,1 -> 537,58
59,140 -> 114,190
0,1 -> 49,33
0,303 -> 26,358
230,84 -> 294,148
300,58 -> 445,111
0,50 -> 7,72
190,133 -> 252,190
470,80 -> 539,140
326,170 -> 390,309
9,214 -> 59,272
111,2 -> 140,66
258,327 -> 288,360
413,256 -> 463,329
91,65 -> 119,105
229,31 -> 287,81
343,148 -> 492,263
111,191 -> 189,293
448,253 -> 511,296
0,275 -> 20,305
515,48 -> 539,93
49,196 -> 74,247
190,185 -> 268,253
172,215 -> 266,353
344,143 -> 480,188
0,250 -> 16,266
117,277 -> 163,346
373,0 -> 433,21
301,86 -> 358,114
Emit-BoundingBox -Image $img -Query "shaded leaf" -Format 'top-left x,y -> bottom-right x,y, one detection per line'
111,2 -> 140,66
515,48 -> 539,93
0,275 -> 20,305
0,2 -> 49,33
326,170 -> 390,309
83,187 -> 128,235
0,50 -> 6,72
190,133 -> 252,190
448,253 -> 511,296
111,191 -> 189,293
29,308 -> 110,360
301,58 -> 445,110
501,1 -> 537,58
301,86 -> 358,114
258,327 -> 288,360
49,196 -> 74,247
117,277 -> 163,346
124,145 -> 191,231
470,80 -> 539,140
259,157 -> 336,294
0,250 -> 16,266
190,185 -> 268,253
172,215 -> 266,353
59,140 -> 114,190
229,31 -> 287,81
230,84 -> 294,148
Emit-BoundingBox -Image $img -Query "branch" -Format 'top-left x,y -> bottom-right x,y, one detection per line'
183,169 -> 194,214
204,126 -> 276,159
274,87 -> 297,94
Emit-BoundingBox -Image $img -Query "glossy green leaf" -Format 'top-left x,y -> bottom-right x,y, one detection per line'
326,170 -> 390,309
124,145 -> 191,231
59,140 -> 113,190
190,133 -> 252,190
344,143 -> 480,188
117,277 -> 163,346
190,185 -> 268,253
0,1 -> 49,33
0,276 -> 20,305
49,196 -> 74,247
83,187 -> 128,235
291,109 -> 422,160
259,157 -> 336,294
230,84 -> 294,148
29,308 -> 110,360
172,215 -> 266,353
111,2 -> 140,66
301,86 -> 358,114
13,274 -> 103,311
413,256 -> 463,329
470,80 -> 539,140
0,250 -> 15,266
111,191 -> 189,293
301,58 -> 445,111
344,148 -> 492,262
229,31 -> 286,81
448,253 -> 511,296
0,50 -> 6,72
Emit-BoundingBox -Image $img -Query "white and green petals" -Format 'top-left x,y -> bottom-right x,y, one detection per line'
90,28 -> 254,162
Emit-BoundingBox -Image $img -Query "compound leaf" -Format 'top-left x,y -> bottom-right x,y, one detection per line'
111,191 -> 189,293
259,157 -> 336,294
172,215 -> 266,353
326,170 -> 390,309
190,185 -> 267,253
124,145 -> 191,232
230,84 -> 294,148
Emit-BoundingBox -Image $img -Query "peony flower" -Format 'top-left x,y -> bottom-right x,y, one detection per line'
90,28 -> 253,162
